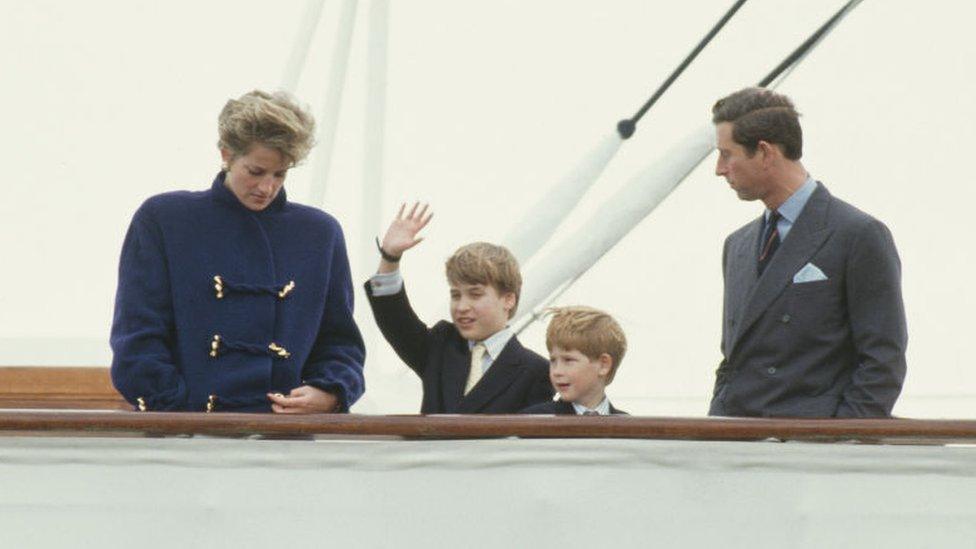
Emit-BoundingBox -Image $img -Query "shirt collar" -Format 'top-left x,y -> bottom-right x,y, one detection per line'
468,326 -> 514,361
572,396 -> 611,416
211,170 -> 288,213
769,175 -> 816,223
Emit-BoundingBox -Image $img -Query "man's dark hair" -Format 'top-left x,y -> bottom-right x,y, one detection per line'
712,87 -> 803,160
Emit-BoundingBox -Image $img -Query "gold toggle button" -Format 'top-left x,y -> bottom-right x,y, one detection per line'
214,275 -> 224,299
206,394 -> 216,413
278,280 -> 296,299
136,397 -> 147,412
209,334 -> 221,358
268,342 -> 291,359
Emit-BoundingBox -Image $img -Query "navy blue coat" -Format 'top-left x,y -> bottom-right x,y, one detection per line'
110,173 -> 365,412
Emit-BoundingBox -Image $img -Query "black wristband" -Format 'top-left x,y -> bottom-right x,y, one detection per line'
376,237 -> 402,262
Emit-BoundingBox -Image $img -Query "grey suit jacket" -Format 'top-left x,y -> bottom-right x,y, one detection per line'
709,182 -> 907,418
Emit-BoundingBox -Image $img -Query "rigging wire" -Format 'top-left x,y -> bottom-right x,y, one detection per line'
503,0 -> 749,264
618,0 -> 748,139
515,0 -> 866,334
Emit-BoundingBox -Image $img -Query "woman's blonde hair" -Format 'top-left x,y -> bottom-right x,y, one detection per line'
217,90 -> 315,166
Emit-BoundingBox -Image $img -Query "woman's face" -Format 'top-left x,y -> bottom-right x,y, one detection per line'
221,144 -> 289,211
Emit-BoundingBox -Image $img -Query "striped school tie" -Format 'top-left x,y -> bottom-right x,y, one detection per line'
758,210 -> 782,276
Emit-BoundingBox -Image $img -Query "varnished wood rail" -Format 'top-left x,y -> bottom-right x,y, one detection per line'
0,367 -> 127,410
1,410 -> 976,444
3,368 -> 975,444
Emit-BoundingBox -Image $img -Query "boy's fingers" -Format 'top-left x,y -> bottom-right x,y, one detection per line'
407,201 -> 419,219
420,211 -> 434,228
416,203 -> 429,221
396,202 -> 406,219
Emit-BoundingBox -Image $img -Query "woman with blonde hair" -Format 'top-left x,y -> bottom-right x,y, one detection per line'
110,90 -> 365,413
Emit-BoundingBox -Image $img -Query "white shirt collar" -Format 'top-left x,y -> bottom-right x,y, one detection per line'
468,326 -> 514,362
572,396 -> 611,416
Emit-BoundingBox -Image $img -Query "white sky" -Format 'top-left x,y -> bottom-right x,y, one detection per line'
2,0 -> 974,417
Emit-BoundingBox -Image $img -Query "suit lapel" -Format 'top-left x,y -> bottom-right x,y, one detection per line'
555,400 -> 576,415
731,183 -> 833,355
441,334 -> 472,413
727,217 -> 762,348
608,402 -> 627,415
458,337 -> 524,413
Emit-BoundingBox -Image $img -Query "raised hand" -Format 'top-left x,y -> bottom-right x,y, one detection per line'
380,202 -> 433,258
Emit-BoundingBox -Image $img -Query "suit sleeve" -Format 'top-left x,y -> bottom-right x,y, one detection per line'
364,280 -> 433,378
710,235 -> 733,409
110,204 -> 188,411
524,363 -> 556,408
303,225 -> 366,412
836,218 -> 908,418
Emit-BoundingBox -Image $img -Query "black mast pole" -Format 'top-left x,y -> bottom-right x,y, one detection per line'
758,0 -> 861,87
617,0 -> 748,139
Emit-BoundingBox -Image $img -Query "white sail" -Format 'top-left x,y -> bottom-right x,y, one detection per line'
279,0 -> 328,93
502,133 -> 623,263
307,0 -> 358,207
516,124 -> 715,324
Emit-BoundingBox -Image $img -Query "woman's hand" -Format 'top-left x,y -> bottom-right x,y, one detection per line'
268,385 -> 340,413
381,202 -> 433,258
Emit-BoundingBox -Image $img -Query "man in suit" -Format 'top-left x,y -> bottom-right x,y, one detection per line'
709,87 -> 907,418
365,203 -> 553,414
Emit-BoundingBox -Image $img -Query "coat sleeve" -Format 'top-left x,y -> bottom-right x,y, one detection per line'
526,374 -> 556,409
836,218 -> 908,418
363,280 -> 434,378
710,235 -> 733,412
302,225 -> 366,412
110,204 -> 188,411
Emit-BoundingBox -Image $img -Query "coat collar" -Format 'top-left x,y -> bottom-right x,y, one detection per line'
729,181 -> 834,354
211,171 -> 288,213
555,398 -> 626,415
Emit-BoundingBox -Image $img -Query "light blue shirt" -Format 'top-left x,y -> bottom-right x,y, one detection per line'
468,327 -> 515,375
765,175 -> 817,242
369,270 -> 404,296
572,396 -> 611,416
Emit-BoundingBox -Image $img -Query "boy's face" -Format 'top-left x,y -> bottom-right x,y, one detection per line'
449,283 -> 516,342
548,346 -> 611,409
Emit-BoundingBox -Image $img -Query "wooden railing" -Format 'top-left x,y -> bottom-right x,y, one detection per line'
1,410 -> 975,445
2,367 -> 975,444
0,367 -> 127,410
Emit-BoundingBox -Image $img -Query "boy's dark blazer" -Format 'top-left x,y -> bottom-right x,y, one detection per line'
520,399 -> 628,415
364,282 -> 553,413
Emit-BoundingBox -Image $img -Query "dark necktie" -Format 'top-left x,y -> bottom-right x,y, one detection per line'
582,410 -> 600,416
758,210 -> 782,276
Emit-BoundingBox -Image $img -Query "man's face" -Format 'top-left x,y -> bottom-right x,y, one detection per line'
548,346 -> 610,409
715,122 -> 766,202
449,282 -> 515,342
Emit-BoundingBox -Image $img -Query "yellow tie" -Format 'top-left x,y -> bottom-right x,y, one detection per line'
465,343 -> 487,395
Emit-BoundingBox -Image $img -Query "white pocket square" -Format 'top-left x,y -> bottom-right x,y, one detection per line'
793,262 -> 828,283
